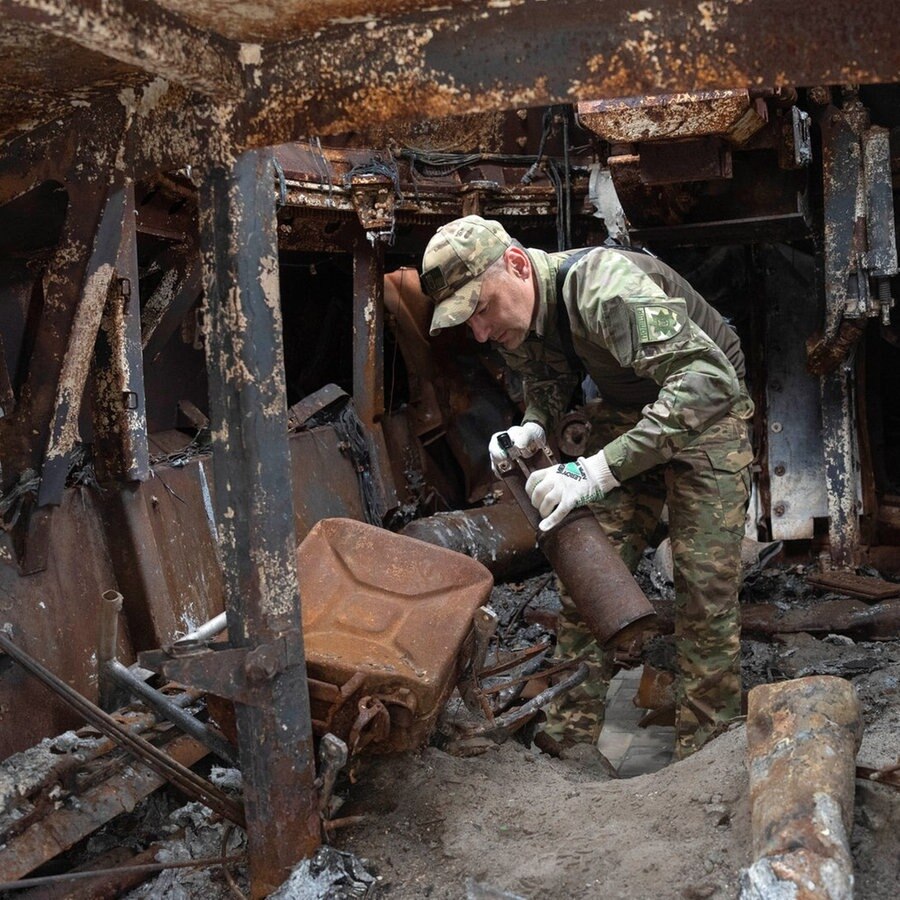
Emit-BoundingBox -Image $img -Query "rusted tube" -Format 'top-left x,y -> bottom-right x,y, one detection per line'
741,676 -> 863,900
401,503 -> 543,581
539,510 -> 657,647
97,591 -> 123,713
495,440 -> 656,648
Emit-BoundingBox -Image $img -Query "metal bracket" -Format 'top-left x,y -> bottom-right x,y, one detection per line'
138,629 -> 305,706
349,174 -> 395,243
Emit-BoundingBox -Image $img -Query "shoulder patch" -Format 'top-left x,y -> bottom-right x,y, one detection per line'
634,303 -> 686,343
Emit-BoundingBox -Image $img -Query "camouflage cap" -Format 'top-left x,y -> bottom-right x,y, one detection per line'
421,215 -> 512,335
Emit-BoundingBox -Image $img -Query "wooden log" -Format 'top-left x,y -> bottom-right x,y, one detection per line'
741,676 -> 863,900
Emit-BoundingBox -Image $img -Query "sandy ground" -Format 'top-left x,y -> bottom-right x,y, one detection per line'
120,659 -> 900,900
6,563 -> 900,899
118,660 -> 900,900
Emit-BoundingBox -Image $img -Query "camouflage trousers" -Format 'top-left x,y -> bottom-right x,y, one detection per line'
542,401 -> 752,759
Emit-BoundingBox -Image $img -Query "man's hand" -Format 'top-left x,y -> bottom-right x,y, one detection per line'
525,450 -> 620,531
488,422 -> 546,476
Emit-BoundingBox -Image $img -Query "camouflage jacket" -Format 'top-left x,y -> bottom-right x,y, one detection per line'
501,246 -> 753,482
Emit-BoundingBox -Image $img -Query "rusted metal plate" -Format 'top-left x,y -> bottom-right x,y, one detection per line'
0,488 -> 126,759
806,571 -> 900,602
639,138 -> 732,185
288,427 -> 368,539
298,517 -> 493,752
97,457 -> 224,651
578,91 -> 751,143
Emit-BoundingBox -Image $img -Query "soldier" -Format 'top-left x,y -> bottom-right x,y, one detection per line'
420,215 -> 754,759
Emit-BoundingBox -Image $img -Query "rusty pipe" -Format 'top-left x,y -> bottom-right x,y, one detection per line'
98,591 -> 124,712
0,625 -> 245,827
496,437 -> 656,648
400,502 -> 543,581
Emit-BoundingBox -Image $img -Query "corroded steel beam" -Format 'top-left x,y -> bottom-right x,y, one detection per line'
198,148 -> 320,896
3,2 -> 898,181
90,178 -> 150,484
250,0 -> 900,140
352,233 -> 396,518
816,94 -> 868,569
1,0 -> 241,99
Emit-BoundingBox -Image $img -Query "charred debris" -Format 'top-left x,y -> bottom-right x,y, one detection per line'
1,1 -> 900,897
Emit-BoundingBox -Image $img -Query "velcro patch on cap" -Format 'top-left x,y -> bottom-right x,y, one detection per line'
421,266 -> 448,298
634,304 -> 686,343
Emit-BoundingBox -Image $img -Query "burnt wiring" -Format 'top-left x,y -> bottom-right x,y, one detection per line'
343,155 -> 404,204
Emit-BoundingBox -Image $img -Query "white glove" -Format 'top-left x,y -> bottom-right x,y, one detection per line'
488,422 -> 546,477
525,449 -> 620,532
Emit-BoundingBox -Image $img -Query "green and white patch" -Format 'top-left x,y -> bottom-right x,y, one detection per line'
634,303 -> 686,343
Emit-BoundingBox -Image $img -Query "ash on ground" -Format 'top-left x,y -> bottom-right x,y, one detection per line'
18,561 -> 900,900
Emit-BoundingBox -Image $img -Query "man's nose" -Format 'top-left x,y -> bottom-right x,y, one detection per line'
467,317 -> 489,343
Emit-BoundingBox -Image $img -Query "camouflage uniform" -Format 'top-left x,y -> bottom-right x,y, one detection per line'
503,247 -> 753,758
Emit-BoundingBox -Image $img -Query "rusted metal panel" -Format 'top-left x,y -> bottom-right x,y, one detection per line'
0,486 -> 125,759
251,1 -> 900,146
289,426 -> 369,539
639,137 -> 732,184
764,245 -> 827,540
578,91 -> 752,143
2,0 -> 242,100
298,518 -> 494,753
98,458 -> 224,650
4,1 -> 898,177
199,147 -> 320,894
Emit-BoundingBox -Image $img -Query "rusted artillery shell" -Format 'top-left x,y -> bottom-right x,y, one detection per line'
741,676 -> 863,900
539,509 -> 657,648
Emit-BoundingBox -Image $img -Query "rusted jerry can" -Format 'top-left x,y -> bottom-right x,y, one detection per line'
299,517 -> 493,754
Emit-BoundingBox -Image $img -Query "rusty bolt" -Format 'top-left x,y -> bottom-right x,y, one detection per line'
774,504 -> 786,517
774,465 -> 786,476
245,646 -> 279,683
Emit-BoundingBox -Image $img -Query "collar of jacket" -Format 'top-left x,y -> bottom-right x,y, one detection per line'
525,247 -> 558,338
527,246 -> 602,338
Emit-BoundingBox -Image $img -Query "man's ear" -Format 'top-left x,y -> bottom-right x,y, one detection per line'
505,245 -> 531,280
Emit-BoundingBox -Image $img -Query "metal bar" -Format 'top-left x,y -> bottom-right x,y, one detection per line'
37,172 -> 130,505
105,659 -> 238,766
97,590 -> 125,712
0,854 -> 245,893
352,234 -> 396,515
140,245 -> 202,359
198,148 -> 320,897
90,177 -> 150,484
818,100 -> 865,569
0,627 -> 245,827
0,173 -> 111,494
182,611 -> 228,643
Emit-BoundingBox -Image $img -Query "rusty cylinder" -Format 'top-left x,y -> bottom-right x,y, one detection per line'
400,502 -> 543,581
496,437 -> 656,648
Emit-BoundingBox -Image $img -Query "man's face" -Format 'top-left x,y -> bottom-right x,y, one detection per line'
465,250 -> 535,350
